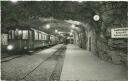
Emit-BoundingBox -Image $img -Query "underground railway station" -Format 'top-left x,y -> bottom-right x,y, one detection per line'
1,1 -> 128,81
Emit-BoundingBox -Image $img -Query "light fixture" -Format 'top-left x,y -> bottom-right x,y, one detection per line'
7,45 -> 13,50
55,29 -> 58,33
58,32 -> 61,34
61,34 -> 63,36
18,30 -> 22,35
70,32 -> 73,36
93,15 -> 100,21
71,30 -> 73,32
71,24 -> 75,29
77,0 -> 83,3
10,0 -> 18,3
46,24 -> 50,29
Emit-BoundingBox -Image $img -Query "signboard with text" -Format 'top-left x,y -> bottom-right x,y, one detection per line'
111,28 -> 128,38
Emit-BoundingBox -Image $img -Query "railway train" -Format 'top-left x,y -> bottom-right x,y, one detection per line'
1,26 -> 59,53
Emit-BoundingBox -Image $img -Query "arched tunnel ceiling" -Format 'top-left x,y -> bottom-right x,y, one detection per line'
38,17 -> 72,32
1,1 -> 127,34
1,1 -> 96,33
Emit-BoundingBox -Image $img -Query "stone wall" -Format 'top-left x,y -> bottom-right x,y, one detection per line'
73,30 -> 80,46
78,2 -> 127,65
93,2 -> 127,65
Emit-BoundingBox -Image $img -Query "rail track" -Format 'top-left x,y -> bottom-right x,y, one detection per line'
1,45 -> 55,63
1,55 -> 23,62
20,45 -> 66,81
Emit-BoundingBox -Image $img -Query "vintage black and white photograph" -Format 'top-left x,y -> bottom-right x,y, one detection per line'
1,0 -> 128,81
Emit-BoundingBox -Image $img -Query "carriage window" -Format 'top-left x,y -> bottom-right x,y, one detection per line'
39,33 -> 42,40
15,29 -> 19,37
9,30 -> 11,39
42,34 -> 45,40
29,31 -> 33,39
22,30 -> 28,39
15,29 -> 22,39
45,35 -> 46,40
41,34 -> 43,40
44,35 -> 46,40
9,30 -> 15,39
42,35 -> 43,40
38,33 -> 40,40
45,35 -> 47,40
12,30 -> 15,39
45,35 -> 48,40
35,31 -> 38,40
42,34 -> 44,40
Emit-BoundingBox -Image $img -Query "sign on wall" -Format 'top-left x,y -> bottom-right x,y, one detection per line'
111,28 -> 128,38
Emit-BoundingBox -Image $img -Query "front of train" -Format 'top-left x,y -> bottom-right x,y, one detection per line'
6,27 -> 32,53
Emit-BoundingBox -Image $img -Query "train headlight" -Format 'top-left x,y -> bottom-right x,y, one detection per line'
7,45 -> 13,50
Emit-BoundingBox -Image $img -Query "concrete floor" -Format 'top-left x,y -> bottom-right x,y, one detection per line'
60,44 -> 127,80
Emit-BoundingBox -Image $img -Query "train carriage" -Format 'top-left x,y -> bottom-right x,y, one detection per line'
1,25 -> 60,54
50,35 -> 59,46
32,28 -> 49,48
4,26 -> 49,52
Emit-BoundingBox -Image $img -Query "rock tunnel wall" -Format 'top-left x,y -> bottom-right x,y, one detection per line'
77,2 -> 127,65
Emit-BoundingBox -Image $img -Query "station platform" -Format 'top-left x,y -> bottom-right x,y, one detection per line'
60,44 -> 126,80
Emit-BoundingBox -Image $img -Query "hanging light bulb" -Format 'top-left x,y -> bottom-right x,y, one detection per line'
77,0 -> 83,3
18,30 -> 22,35
46,24 -> 50,29
10,0 -> 18,3
55,29 -> 58,33
71,24 -> 75,29
70,32 -> 73,36
71,29 -> 73,32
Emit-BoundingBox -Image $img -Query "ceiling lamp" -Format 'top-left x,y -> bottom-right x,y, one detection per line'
55,29 -> 58,33
93,15 -> 100,21
71,24 -> 75,29
70,32 -> 73,36
46,24 -> 50,29
10,0 -> 18,3
71,30 -> 74,32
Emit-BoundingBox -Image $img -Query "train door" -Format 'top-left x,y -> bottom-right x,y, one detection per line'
22,30 -> 34,50
28,30 -> 34,50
